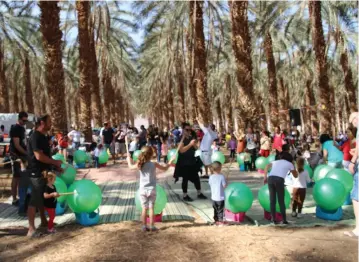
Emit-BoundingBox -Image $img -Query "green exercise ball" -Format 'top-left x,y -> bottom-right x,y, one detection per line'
255,156 -> 269,170
267,154 -> 276,163
326,168 -> 353,194
132,150 -> 142,162
67,179 -> 102,213
60,163 -> 77,185
313,164 -> 333,182
313,178 -> 346,212
167,149 -> 178,164
225,182 -> 253,213
304,164 -> 314,179
52,153 -> 65,163
237,153 -> 245,165
54,176 -> 68,203
99,151 -> 109,164
135,185 -> 167,215
74,150 -> 87,164
258,184 -> 291,212
211,151 -> 225,164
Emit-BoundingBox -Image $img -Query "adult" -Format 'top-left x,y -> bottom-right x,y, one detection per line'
0,124 -> 5,142
346,112 -> 359,238
336,126 -> 357,171
174,122 -> 207,202
9,111 -> 28,206
138,125 -> 147,149
234,131 -> 245,154
198,119 -> 218,178
114,127 -> 127,160
160,127 -> 169,163
27,115 -> 62,237
245,127 -> 257,171
172,126 -> 181,146
272,126 -> 286,153
259,130 -> 271,157
101,122 -> 115,163
68,126 -> 81,150
320,134 -> 343,168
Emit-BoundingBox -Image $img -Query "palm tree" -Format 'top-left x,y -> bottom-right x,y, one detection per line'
76,0 -> 92,141
0,42 -> 8,112
39,1 -> 67,132
308,1 -> 332,133
228,0 -> 257,129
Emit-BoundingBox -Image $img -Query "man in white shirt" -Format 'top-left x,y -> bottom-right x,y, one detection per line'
68,126 -> 81,149
198,119 -> 218,178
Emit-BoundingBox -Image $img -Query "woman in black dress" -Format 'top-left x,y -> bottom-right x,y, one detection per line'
174,122 -> 207,202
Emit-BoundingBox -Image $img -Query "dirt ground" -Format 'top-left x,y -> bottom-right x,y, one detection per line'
0,221 -> 358,262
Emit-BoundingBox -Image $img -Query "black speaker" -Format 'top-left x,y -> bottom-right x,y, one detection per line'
289,109 -> 301,126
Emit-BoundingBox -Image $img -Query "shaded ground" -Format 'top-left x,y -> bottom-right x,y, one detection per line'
0,222 -> 357,262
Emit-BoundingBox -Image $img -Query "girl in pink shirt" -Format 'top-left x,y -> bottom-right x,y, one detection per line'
272,126 -> 286,152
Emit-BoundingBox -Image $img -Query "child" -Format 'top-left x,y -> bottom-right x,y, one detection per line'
93,144 -> 104,168
302,143 -> 311,162
291,158 -> 311,218
260,131 -> 271,157
43,171 -> 60,233
227,135 -> 237,160
127,146 -> 175,232
243,150 -> 251,171
211,140 -> 219,154
67,138 -> 74,165
161,140 -> 169,164
129,137 -> 138,158
208,161 -> 227,226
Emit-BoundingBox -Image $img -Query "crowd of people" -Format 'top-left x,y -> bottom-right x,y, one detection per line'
1,110 -> 358,236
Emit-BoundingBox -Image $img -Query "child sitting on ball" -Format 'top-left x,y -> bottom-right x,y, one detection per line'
127,146 -> 176,232
43,171 -> 60,233
208,161 -> 227,226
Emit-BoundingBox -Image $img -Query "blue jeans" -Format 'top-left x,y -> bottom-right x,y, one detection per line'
157,143 -> 162,163
351,172 -> 358,201
94,156 -> 99,168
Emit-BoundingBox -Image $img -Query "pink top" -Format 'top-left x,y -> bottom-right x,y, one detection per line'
272,133 -> 285,151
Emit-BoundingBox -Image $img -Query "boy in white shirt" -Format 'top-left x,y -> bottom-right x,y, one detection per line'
208,161 -> 227,226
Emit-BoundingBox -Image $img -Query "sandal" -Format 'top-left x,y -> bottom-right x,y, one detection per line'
344,231 -> 359,238
27,231 -> 43,238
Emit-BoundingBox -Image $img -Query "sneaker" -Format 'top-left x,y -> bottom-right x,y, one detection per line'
183,195 -> 193,202
47,228 -> 56,234
141,225 -> 149,232
197,193 -> 207,200
270,220 -> 277,225
291,211 -> 297,217
297,213 -> 303,218
281,220 -> 289,225
12,199 -> 19,206
150,226 -> 158,232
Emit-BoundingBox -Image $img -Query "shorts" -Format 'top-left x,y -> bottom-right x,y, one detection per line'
104,143 -> 115,155
139,188 -> 156,208
29,176 -> 46,208
351,172 -> 358,201
115,142 -> 126,154
202,151 -> 212,166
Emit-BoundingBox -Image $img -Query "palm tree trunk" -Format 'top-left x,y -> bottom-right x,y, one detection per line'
223,75 -> 233,133
329,85 -> 336,138
229,0 -> 257,126
277,78 -> 287,129
264,32 -> 279,128
284,83 -> 291,130
101,56 -> 111,123
192,0 -> 210,125
76,0 -> 93,141
23,54 -> 34,113
340,50 -> 356,114
168,77 -> 175,129
74,99 -> 79,127
304,80 -> 312,133
11,80 -> 19,113
0,41 -> 9,112
215,98 -> 224,133
125,102 -> 129,124
309,1 -> 332,133
39,1 -> 67,133
89,15 -> 102,127
176,55 -> 186,123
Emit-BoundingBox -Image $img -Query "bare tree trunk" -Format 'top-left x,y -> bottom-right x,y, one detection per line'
340,49 -> 357,114
0,41 -> 9,112
168,78 -> 175,129
278,78 -> 287,130
223,75 -> 233,133
304,80 -> 312,133
329,85 -> 336,138
12,81 -> 19,113
176,55 -> 186,123
23,54 -> 34,113
309,1 -> 332,133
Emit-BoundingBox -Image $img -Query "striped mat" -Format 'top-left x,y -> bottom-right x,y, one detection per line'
0,180 -> 194,228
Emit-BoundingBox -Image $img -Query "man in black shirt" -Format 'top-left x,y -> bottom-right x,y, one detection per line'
101,122 -> 115,163
27,115 -> 62,238
9,111 -> 28,206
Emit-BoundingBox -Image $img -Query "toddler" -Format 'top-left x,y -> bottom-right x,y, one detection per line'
243,151 -> 251,171
291,157 -> 311,218
43,171 -> 60,233
208,161 -> 227,226
127,146 -> 175,232
227,135 -> 237,160
211,140 -> 220,154
93,144 -> 104,168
